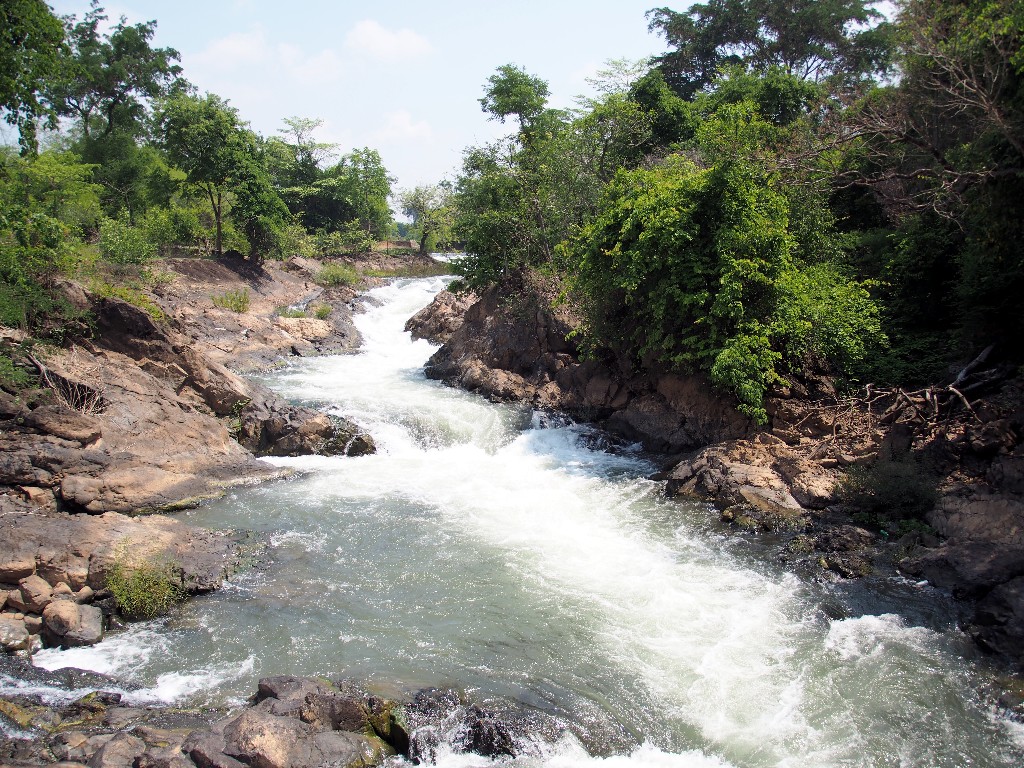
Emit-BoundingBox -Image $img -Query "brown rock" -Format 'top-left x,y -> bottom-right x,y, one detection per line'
18,572 -> 54,612
86,732 -> 146,768
44,599 -> 83,636
0,547 -> 36,582
24,405 -> 102,444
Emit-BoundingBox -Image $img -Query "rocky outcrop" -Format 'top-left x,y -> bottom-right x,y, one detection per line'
0,506 -> 238,652
1,268 -> 374,517
0,663 -> 550,768
421,279 -> 750,454
405,289 -> 476,344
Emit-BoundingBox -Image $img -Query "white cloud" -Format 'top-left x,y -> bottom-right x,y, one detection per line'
188,30 -> 344,86
344,20 -> 433,60
374,111 -> 433,142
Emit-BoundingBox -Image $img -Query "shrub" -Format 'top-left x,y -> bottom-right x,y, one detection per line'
98,210 -> 157,264
211,288 -> 251,313
312,303 -> 332,320
839,457 -> 939,534
276,305 -> 306,318
0,352 -> 31,389
92,280 -> 165,320
315,263 -> 360,287
105,554 -> 187,620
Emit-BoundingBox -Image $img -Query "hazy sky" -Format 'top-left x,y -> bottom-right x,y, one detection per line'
46,1 -> 675,193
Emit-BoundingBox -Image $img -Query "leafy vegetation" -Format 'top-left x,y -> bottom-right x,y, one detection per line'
445,0 -> 1024,417
315,262 -> 361,287
211,288 -> 251,313
105,551 -> 187,620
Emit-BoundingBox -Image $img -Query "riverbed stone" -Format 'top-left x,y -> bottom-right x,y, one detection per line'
0,615 -> 29,650
18,572 -> 54,612
44,598 -> 83,636
86,732 -> 147,768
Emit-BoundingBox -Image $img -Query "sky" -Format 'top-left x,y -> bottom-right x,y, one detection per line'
45,0 -> 676,194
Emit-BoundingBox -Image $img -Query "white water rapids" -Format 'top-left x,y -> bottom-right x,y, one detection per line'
25,276 -> 1024,766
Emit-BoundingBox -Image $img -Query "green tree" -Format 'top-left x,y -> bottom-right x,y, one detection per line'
157,92 -> 244,257
50,1 -> 182,140
0,0 -> 65,153
648,0 -> 893,99
399,183 -> 454,254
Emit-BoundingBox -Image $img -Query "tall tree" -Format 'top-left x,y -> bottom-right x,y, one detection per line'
0,0 -> 65,153
51,1 -> 182,140
399,183 -> 453,254
648,0 -> 892,99
157,92 -> 243,257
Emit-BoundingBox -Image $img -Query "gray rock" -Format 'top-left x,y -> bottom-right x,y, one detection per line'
18,572 -> 54,612
0,615 -> 30,650
86,733 -> 147,768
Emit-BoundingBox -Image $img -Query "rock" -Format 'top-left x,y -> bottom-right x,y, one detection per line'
455,705 -> 517,759
970,576 -> 1024,669
76,585 -> 95,604
0,510 -> 236,597
0,546 -> 36,582
44,598 -> 83,636
24,405 -> 102,444
53,581 -> 74,598
66,604 -> 104,647
18,572 -> 54,612
0,615 -> 30,650
405,289 -> 477,344
299,693 -> 369,733
220,709 -> 381,768
86,733 -> 146,768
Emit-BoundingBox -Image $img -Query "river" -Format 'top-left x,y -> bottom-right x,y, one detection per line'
32,276 -> 1024,767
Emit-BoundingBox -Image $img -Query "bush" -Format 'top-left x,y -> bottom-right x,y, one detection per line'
211,288 -> 251,312
315,262 -> 360,287
276,305 -> 306,318
0,352 -> 31,389
105,554 -> 187,620
98,210 -> 157,264
312,303 -> 332,319
839,457 -> 939,534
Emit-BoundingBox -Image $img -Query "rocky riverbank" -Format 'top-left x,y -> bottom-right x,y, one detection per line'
408,271 -> 1024,673
1,655 -> 549,768
0,253 -> 444,659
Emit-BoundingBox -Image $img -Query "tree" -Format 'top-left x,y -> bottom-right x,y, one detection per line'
157,92 -> 244,257
480,64 -> 551,128
51,1 -> 182,140
0,0 -> 65,153
276,116 -> 337,186
399,184 -> 453,254
647,0 -> 892,99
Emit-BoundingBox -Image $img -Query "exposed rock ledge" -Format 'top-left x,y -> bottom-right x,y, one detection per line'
409,275 -> 1024,672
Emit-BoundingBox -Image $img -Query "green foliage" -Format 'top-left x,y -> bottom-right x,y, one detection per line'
98,210 -> 157,264
91,279 -> 164,320
275,305 -> 306,318
312,303 -> 331,320
105,552 -> 186,620
315,262 -> 360,287
563,155 -> 884,422
211,288 -> 250,313
648,0 -> 892,99
479,64 -> 551,130
0,352 -> 32,389
0,0 -> 66,152
840,458 -> 939,534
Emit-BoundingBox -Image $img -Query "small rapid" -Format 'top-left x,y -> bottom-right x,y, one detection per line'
30,276 -> 1024,767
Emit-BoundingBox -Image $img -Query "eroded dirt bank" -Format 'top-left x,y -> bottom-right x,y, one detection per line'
409,272 -> 1024,674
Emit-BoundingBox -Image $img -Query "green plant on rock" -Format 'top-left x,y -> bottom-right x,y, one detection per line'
275,305 -> 306,318
211,288 -> 251,313
105,549 -> 187,620
98,210 -> 158,264
312,303 -> 331,320
315,262 -> 360,288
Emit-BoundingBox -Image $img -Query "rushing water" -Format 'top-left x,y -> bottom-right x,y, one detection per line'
27,276 -> 1024,767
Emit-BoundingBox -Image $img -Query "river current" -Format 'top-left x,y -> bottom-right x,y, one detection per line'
27,276 -> 1024,766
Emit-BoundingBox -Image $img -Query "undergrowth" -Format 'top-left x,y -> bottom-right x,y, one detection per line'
105,549 -> 187,620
